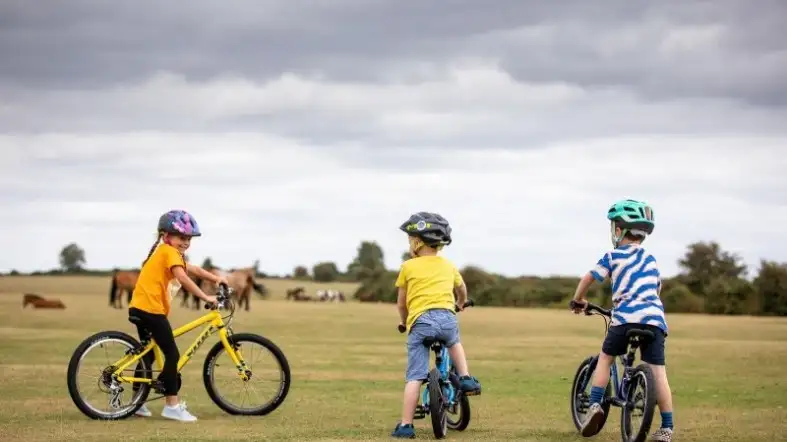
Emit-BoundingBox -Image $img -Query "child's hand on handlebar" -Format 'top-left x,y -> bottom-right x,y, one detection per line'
205,295 -> 218,305
214,276 -> 229,288
570,299 -> 587,314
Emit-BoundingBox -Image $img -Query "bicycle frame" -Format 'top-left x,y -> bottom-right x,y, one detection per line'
578,324 -> 639,409
421,343 -> 457,406
110,309 -> 247,384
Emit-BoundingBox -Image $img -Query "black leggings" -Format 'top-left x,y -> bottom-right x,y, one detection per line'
128,307 -> 181,395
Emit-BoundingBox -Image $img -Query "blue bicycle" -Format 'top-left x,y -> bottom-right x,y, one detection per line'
397,300 -> 475,439
568,300 -> 657,442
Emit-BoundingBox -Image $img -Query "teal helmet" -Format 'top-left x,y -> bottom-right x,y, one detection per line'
607,199 -> 654,247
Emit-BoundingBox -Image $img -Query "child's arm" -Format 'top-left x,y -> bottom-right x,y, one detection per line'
572,251 -> 612,312
572,272 -> 596,306
173,266 -> 217,304
454,282 -> 468,308
397,287 -> 408,325
186,263 -> 224,285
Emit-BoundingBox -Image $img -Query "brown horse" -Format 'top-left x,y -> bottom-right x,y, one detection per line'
183,266 -> 267,311
23,294 -> 66,309
109,269 -> 139,309
286,287 -> 315,302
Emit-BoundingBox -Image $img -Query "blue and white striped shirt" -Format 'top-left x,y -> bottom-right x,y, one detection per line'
590,244 -> 668,333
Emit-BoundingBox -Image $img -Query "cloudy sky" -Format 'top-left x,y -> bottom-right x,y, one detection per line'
1,0 -> 786,278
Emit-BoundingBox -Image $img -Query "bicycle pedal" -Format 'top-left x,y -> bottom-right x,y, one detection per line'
413,405 -> 427,419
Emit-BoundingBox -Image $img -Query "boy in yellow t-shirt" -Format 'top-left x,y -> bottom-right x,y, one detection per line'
391,212 -> 481,439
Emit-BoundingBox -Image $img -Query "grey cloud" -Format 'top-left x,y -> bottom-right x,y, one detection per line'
2,0 -> 785,107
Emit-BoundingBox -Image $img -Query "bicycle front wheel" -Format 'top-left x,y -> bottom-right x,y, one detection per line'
620,363 -> 657,442
203,332 -> 291,416
66,331 -> 151,420
446,366 -> 471,431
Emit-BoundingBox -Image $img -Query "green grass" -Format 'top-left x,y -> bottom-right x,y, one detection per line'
1,276 -> 786,441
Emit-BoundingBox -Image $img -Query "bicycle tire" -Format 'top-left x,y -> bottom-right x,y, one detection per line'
203,332 -> 291,416
428,368 -> 448,439
620,363 -> 657,442
66,330 -> 151,420
570,356 -> 612,433
446,366 -> 471,431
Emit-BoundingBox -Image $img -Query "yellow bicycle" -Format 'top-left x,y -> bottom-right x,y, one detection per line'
66,284 -> 291,420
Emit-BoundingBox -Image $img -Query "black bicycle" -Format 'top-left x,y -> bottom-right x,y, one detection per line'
568,300 -> 657,442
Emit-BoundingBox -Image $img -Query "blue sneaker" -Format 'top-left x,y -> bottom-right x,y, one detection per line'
391,422 -> 416,439
458,375 -> 482,395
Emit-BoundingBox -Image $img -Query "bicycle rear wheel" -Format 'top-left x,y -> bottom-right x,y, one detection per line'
203,333 -> 291,416
428,369 -> 447,439
620,363 -> 657,442
66,331 -> 151,420
570,356 -> 611,432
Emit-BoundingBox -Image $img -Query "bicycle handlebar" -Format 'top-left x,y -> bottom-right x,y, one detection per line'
204,283 -> 232,311
569,299 -> 611,317
397,299 -> 475,334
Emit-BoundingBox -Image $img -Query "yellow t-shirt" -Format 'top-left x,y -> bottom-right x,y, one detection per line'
395,255 -> 464,331
129,243 -> 186,316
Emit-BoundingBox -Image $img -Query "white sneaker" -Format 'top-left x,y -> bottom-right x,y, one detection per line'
161,402 -> 198,422
650,428 -> 673,441
580,403 -> 605,437
135,404 -> 152,417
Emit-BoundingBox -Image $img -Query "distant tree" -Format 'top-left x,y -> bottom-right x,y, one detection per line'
312,261 -> 340,282
677,241 -> 747,296
401,251 -> 412,262
347,241 -> 386,281
202,257 -> 215,269
704,277 -> 756,315
59,242 -> 86,272
293,265 -> 310,280
753,260 -> 787,316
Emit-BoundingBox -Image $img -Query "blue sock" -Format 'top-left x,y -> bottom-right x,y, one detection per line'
660,411 -> 673,429
589,386 -> 605,405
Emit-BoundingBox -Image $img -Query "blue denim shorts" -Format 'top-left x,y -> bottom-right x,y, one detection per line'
405,309 -> 460,382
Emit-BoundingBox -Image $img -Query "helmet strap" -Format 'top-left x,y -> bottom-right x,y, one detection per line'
409,237 -> 425,257
610,221 -> 627,248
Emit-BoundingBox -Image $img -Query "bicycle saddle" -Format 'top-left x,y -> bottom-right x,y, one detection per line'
421,338 -> 446,348
625,328 -> 655,342
128,315 -> 142,325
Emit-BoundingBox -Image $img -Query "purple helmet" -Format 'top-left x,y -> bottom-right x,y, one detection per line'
157,210 -> 202,237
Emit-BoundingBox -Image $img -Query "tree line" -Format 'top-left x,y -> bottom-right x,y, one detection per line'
349,240 -> 787,317
3,240 -> 786,317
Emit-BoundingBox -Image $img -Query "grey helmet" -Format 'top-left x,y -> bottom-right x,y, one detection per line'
399,212 -> 452,247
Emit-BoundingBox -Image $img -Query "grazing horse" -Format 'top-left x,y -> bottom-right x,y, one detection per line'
22,293 -> 45,306
317,289 -> 347,302
109,270 -> 139,309
186,266 -> 267,312
23,294 -> 66,309
286,287 -> 315,302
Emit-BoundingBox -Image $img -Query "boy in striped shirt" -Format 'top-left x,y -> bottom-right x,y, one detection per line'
571,199 -> 675,442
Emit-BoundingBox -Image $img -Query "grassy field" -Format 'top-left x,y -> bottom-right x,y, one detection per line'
0,275 -> 361,302
1,276 -> 786,441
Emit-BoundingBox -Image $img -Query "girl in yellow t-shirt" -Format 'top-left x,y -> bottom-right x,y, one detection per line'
129,209 -> 224,422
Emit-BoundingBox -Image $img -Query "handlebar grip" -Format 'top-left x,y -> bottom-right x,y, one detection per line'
397,324 -> 406,333
463,299 -> 475,308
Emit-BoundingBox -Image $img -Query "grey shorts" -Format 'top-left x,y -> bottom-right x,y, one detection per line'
405,309 -> 460,382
